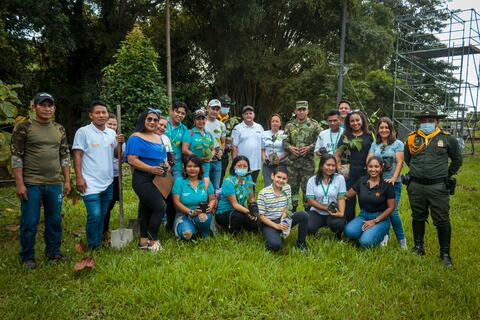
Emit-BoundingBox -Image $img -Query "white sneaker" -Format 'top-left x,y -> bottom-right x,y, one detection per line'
380,235 -> 390,247
399,238 -> 408,249
149,240 -> 162,252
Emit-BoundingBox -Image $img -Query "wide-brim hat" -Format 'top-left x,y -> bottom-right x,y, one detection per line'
413,110 -> 447,119
219,95 -> 236,106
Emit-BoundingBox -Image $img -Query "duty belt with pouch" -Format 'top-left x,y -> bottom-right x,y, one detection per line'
409,175 -> 457,195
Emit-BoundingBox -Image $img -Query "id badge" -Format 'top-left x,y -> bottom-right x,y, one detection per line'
322,197 -> 329,205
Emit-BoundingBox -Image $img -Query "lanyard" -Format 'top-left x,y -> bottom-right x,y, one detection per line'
168,120 -> 183,145
330,130 -> 340,153
320,178 -> 332,201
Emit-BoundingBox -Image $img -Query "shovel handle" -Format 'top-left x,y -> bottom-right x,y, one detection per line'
117,105 -> 125,230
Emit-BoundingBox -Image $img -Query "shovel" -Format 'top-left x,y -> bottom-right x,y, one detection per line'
111,105 -> 133,248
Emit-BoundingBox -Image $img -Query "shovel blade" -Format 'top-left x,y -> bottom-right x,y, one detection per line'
110,228 -> 133,249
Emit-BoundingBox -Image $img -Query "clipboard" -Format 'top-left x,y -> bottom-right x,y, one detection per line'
153,172 -> 173,198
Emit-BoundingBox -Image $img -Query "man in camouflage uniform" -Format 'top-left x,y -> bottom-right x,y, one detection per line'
218,95 -> 240,182
11,92 -> 71,269
284,101 -> 321,211
404,110 -> 462,267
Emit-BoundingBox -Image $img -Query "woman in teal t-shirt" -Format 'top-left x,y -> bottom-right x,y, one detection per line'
172,155 -> 216,240
182,108 -> 214,184
216,155 -> 258,234
367,117 -> 406,249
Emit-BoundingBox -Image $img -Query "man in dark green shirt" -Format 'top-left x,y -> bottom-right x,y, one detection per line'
11,92 -> 71,269
404,110 -> 463,267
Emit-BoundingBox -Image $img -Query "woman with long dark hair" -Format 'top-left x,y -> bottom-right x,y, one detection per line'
344,156 -> 395,247
306,154 -> 346,239
367,117 -> 406,248
215,155 -> 258,233
335,110 -> 373,222
124,109 -> 169,251
172,155 -> 216,240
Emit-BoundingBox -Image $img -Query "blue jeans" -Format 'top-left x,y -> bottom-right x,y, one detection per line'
262,163 -> 274,187
202,162 -> 211,177
20,184 -> 63,261
344,210 -> 390,248
176,214 -> 213,240
82,184 -> 113,248
209,160 -> 222,191
389,182 -> 406,241
172,168 -> 183,181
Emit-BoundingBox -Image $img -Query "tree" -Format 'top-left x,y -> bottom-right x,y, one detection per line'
101,25 -> 169,133
0,81 -> 24,179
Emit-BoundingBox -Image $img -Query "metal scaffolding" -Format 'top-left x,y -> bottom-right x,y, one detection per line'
392,8 -> 479,154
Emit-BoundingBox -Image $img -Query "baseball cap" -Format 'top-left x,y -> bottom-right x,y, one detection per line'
295,101 -> 308,110
242,105 -> 255,114
33,92 -> 55,105
194,108 -> 207,119
208,99 -> 222,108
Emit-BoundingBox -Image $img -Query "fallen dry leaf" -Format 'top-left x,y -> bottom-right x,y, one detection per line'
74,256 -> 96,272
74,239 -> 87,253
5,224 -> 20,232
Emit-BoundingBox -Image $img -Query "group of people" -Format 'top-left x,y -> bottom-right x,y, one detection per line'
11,92 -> 463,269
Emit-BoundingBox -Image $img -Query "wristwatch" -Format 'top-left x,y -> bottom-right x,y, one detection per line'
188,209 -> 194,217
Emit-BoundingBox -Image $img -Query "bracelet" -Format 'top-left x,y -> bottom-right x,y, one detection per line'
374,217 -> 380,223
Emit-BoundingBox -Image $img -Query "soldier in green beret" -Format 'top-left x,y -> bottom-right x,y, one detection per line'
404,110 -> 463,267
284,101 -> 321,211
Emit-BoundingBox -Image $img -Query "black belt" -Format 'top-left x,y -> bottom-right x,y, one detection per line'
411,176 -> 445,185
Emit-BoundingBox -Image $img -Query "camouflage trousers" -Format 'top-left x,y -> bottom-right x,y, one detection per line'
287,158 -> 315,211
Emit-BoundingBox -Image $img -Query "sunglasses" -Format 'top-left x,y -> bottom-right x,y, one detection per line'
146,117 -> 159,123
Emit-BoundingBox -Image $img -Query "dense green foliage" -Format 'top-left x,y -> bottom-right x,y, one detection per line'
0,81 -> 23,178
0,0 -> 450,136
101,25 -> 169,133
0,154 -> 479,318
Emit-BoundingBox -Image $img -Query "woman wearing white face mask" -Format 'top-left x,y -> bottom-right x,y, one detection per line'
215,156 -> 259,233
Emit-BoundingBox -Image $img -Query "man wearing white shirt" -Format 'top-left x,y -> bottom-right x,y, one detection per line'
315,109 -> 344,156
73,101 -> 122,249
231,105 -> 264,183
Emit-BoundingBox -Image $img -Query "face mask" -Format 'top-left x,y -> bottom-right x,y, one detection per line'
419,122 -> 436,134
235,168 -> 248,177
220,107 -> 230,114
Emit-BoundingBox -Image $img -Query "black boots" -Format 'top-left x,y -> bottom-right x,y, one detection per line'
412,220 -> 425,255
412,220 -> 453,267
437,223 -> 453,267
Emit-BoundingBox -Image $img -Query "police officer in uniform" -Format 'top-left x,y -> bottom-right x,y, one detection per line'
404,110 -> 462,267
284,101 -> 321,211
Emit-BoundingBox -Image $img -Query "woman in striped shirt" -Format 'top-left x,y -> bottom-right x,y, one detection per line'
257,166 -> 309,252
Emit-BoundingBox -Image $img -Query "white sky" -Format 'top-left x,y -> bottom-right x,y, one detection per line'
442,1 -> 479,111
447,0 -> 480,11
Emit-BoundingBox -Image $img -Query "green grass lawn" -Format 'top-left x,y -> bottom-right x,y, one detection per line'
1,156 -> 479,319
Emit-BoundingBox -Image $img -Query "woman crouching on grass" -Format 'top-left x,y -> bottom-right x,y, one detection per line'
343,156 -> 395,248
257,166 -> 309,252
216,156 -> 258,233
306,154 -> 346,240
172,155 -> 216,240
